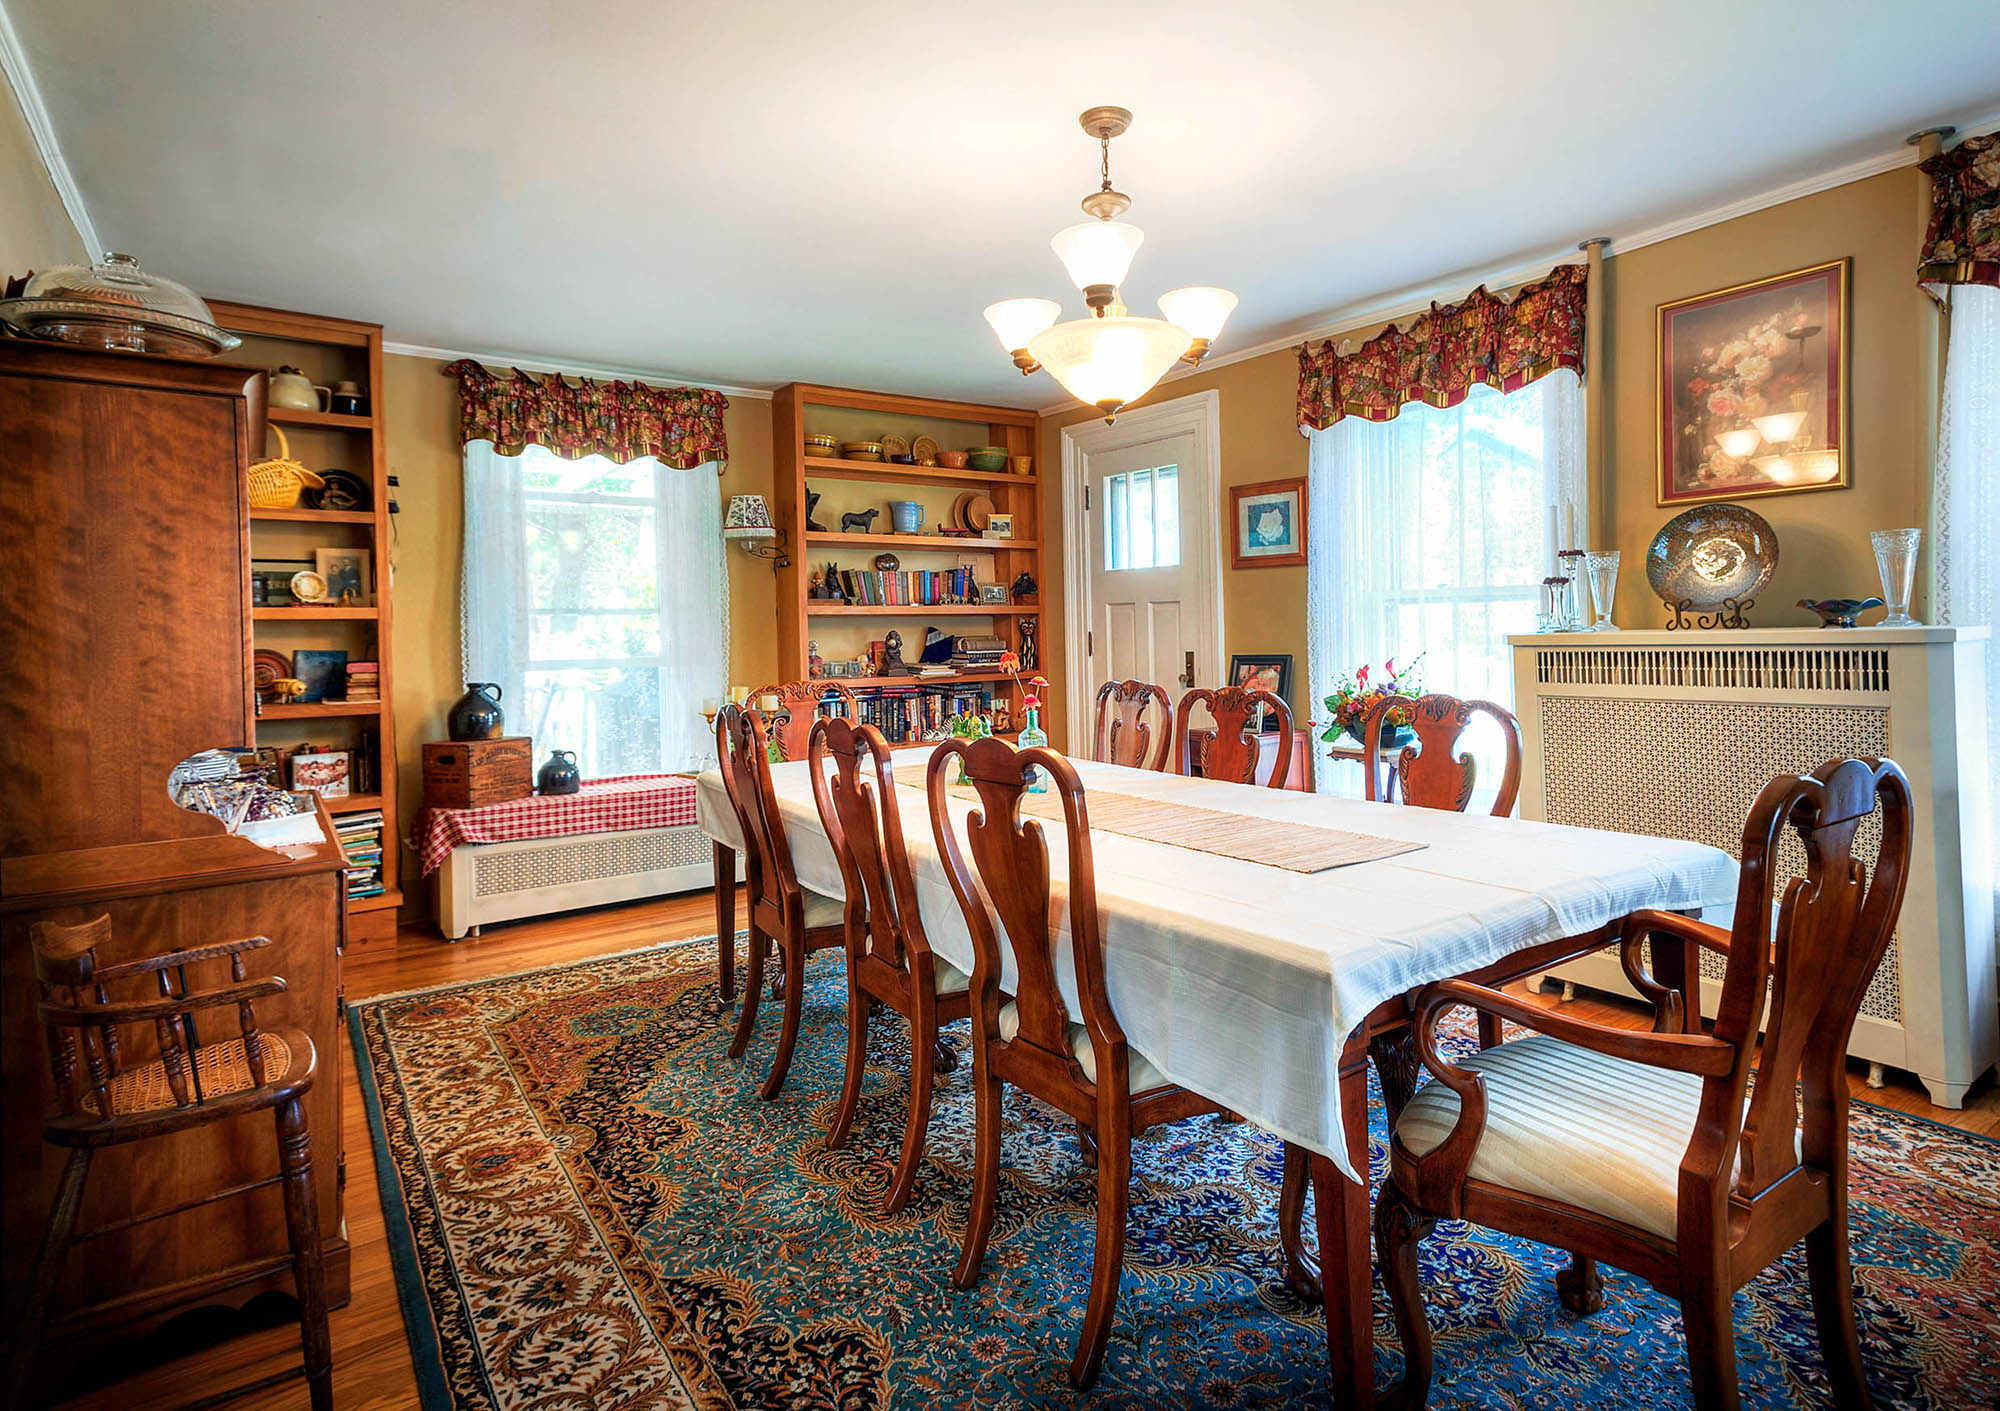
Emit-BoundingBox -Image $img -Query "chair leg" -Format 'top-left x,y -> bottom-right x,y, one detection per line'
1277,1141 -> 1320,1302
4,1146 -> 91,1409
1681,1278 -> 1743,1411
713,841 -> 736,1003
885,995 -> 937,1214
1557,1254 -> 1605,1315
1806,1205 -> 1875,1409
827,965 -> 870,1149
1069,1120 -> 1131,1389
275,1098 -> 334,1411
1475,1011 -> 1504,1050
953,1057 -> 1003,1290
1376,1183 -> 1437,1411
1074,1117 -> 1099,1170
758,929 -> 808,1100
728,924 -> 766,1058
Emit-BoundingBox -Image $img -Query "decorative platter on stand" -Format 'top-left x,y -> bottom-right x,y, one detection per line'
1646,502 -> 1779,630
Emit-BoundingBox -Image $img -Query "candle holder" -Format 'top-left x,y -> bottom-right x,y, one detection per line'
1557,549 -> 1589,628
1538,575 -> 1574,632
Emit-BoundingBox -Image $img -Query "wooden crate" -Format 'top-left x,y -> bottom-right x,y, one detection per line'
422,736 -> 533,809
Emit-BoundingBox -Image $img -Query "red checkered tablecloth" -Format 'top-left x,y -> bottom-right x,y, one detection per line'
410,774 -> 701,876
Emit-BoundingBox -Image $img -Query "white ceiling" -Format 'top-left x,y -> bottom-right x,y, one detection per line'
10,1 -> 1999,405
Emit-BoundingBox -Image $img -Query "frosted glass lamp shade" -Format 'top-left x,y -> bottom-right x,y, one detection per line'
1715,426 -> 1762,459
983,298 -> 1062,353
1027,314 -> 1193,416
723,494 -> 777,540
1752,409 -> 1808,445
1158,286 -> 1238,341
1049,220 -> 1144,292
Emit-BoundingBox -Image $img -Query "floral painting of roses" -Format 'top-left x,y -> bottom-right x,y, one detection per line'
1656,258 -> 1849,505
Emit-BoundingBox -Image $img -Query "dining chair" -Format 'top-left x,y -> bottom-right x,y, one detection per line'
5,917 -> 331,1411
1376,756 -> 1912,1411
1091,679 -> 1173,772
808,716 -> 974,1213
1172,684 -> 1293,786
1361,691 -> 1522,817
715,703 -> 847,1099
752,679 -> 860,762
927,735 -> 1226,1388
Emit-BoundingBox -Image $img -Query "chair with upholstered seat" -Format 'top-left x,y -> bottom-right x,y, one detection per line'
808,716 -> 975,1212
1091,679 -> 1173,772
5,917 -> 331,1411
1376,756 -> 1913,1411
752,679 -> 859,762
927,735 -> 1225,1388
716,703 -> 848,1099
1172,684 -> 1292,786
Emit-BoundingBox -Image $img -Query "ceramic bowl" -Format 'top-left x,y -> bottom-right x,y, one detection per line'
840,441 -> 884,462
803,434 -> 837,455
938,450 -> 970,469
1010,455 -> 1034,475
966,449 -> 1008,473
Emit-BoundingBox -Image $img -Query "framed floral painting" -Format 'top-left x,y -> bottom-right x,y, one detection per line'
1229,478 -> 1308,568
1656,258 -> 1850,505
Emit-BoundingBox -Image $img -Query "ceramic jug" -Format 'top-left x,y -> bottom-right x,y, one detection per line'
537,749 -> 582,796
269,366 -> 331,411
447,682 -> 505,740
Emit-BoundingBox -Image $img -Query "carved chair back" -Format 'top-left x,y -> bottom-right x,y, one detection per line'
1173,685 -> 1292,786
1091,679 -> 1172,772
752,680 -> 859,762
809,716 -> 931,973
1362,692 -> 1521,816
716,703 -> 809,931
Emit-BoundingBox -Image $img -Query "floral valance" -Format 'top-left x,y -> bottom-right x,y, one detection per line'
1296,263 -> 1588,431
1918,133 -> 2000,289
444,359 -> 729,469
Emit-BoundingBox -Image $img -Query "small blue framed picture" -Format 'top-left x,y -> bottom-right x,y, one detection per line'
1230,477 -> 1307,568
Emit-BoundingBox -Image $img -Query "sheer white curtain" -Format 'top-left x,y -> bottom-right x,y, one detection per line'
462,442 -> 728,776
1305,371 -> 1586,795
1935,284 -> 1999,923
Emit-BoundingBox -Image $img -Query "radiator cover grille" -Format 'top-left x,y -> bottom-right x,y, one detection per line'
1532,646 -> 1892,693
473,827 -> 711,898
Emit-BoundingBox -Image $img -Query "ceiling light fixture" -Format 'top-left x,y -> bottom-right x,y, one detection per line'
983,107 -> 1236,422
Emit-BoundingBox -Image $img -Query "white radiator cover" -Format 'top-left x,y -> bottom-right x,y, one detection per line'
434,823 -> 725,940
1510,626 -> 1995,1107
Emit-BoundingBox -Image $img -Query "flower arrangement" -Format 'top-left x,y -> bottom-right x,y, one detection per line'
1320,655 -> 1424,745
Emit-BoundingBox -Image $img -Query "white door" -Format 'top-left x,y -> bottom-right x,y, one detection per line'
1065,393 -> 1223,752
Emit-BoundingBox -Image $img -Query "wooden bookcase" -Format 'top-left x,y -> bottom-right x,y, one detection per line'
207,301 -> 402,943
773,384 -> 1042,733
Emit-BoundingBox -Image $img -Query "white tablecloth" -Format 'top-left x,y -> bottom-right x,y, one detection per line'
696,753 -> 1737,1180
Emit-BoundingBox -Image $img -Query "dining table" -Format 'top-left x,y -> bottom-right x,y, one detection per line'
696,749 -> 1739,1407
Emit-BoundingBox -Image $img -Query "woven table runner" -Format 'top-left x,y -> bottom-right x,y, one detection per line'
893,766 -> 1425,874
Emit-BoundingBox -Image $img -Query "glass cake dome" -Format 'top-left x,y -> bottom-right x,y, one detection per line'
0,252 -> 240,355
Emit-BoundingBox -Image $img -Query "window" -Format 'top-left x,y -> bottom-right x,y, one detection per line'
462,443 -> 727,776
1103,464 -> 1180,570
1306,373 -> 1586,798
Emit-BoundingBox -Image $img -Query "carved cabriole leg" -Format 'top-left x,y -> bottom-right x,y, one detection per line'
4,1146 -> 92,1408
953,1048 -> 1004,1290
931,1033 -> 959,1075
1278,1142 -> 1320,1302
1369,1023 -> 1420,1125
759,927 -> 808,1100
827,965 -> 870,1150
275,1098 -> 334,1411
1805,1200 -> 1875,1409
1556,1254 -> 1605,1315
728,922 -> 765,1059
1075,1118 -> 1100,1170
1376,1184 -> 1437,1411
712,841 -> 736,1003
1069,1115 -> 1132,1389
885,988 -> 937,1215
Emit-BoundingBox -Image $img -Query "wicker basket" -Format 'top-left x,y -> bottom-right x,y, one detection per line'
246,424 -> 324,509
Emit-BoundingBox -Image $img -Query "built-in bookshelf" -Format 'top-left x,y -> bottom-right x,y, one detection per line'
208,301 -> 401,944
772,384 -> 1042,740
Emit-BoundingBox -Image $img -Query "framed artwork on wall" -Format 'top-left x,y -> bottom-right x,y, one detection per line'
1229,477 -> 1308,568
1656,258 -> 1850,506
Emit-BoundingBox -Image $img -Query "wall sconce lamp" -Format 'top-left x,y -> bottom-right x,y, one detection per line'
723,494 -> 789,566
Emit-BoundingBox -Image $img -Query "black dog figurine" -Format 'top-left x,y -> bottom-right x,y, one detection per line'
840,507 -> 880,533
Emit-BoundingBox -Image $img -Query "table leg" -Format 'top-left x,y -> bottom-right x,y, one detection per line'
1312,1048 -> 1377,1411
713,840 -> 736,1003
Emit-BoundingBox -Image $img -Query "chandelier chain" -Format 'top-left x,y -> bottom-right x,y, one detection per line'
1101,133 -> 1112,193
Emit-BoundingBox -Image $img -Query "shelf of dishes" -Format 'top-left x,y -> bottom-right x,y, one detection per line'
269,406 -> 374,431
803,530 -> 1035,551
802,456 -> 1035,487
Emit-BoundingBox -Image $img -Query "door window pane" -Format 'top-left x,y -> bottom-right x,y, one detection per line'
1102,465 -> 1181,570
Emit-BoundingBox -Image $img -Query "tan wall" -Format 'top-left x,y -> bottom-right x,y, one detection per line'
1040,166 -> 1931,746
382,353 -> 775,912
0,67 -> 87,275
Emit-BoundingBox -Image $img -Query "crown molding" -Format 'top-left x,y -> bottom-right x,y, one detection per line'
0,0 -> 99,258
382,339 -> 774,400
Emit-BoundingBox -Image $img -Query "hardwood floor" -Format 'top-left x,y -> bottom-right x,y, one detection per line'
43,891 -> 1999,1408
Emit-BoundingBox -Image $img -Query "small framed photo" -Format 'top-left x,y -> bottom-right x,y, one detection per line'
1230,478 -> 1307,568
978,583 -> 1010,606
1229,653 -> 1293,732
291,648 -> 349,703
290,749 -> 351,798
986,512 -> 1014,539
314,546 -> 373,604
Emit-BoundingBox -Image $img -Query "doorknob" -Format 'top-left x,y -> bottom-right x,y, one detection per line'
1179,650 -> 1195,687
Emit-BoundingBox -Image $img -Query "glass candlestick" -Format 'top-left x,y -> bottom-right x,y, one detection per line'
1557,549 -> 1588,628
1870,527 -> 1921,627
1584,550 -> 1621,631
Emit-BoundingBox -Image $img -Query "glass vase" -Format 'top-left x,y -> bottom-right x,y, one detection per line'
1016,706 -> 1049,793
1584,550 -> 1621,631
1870,528 -> 1921,628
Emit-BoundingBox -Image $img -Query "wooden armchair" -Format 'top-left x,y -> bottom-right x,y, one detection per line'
715,703 -> 847,1099
1091,679 -> 1173,772
1376,757 -> 1913,1410
1173,684 -> 1292,786
752,680 -> 859,762
6,917 -> 330,1411
1361,691 -> 1521,816
927,736 -> 1225,1388
808,717 -> 973,1213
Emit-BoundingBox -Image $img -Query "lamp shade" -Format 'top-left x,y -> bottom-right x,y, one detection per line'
1158,286 -> 1238,341
1049,220 -> 1144,292
1027,314 -> 1192,414
983,297 -> 1062,353
723,493 -> 777,540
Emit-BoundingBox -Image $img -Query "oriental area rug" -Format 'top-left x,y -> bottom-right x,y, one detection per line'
350,936 -> 1999,1410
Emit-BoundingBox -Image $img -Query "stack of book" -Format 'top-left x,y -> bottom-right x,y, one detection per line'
335,809 -> 385,899
950,634 -> 1010,672
344,660 -> 381,702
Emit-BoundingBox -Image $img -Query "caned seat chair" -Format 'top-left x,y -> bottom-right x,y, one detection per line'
1172,684 -> 1293,786
927,736 -> 1225,1388
1091,679 -> 1173,772
716,703 -> 848,1100
808,716 -> 974,1213
752,679 -> 860,762
1377,757 -> 1913,1411
5,917 -> 331,1411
